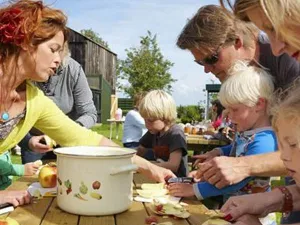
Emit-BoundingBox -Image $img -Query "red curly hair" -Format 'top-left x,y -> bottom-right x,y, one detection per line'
0,0 -> 69,108
0,0 -> 68,59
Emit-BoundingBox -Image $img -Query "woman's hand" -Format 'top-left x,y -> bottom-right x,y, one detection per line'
167,183 -> 194,197
232,214 -> 262,225
0,190 -> 31,207
24,162 -> 39,176
221,192 -> 277,221
28,135 -> 51,153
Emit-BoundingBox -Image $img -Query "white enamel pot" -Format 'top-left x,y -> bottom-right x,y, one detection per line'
54,146 -> 137,216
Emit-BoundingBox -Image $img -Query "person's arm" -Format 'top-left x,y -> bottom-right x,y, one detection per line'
196,132 -> 286,188
193,177 -> 253,200
0,158 -> 24,176
70,61 -> 98,128
154,149 -> 182,172
221,184 -> 300,221
136,132 -> 152,157
132,154 -> 176,183
136,145 -> 147,157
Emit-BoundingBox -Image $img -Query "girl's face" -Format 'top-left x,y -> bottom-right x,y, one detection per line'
227,103 -> 258,132
23,31 -> 64,82
246,7 -> 300,62
144,118 -> 167,134
276,114 -> 300,186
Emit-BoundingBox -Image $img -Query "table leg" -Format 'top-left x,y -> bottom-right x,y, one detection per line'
116,122 -> 119,139
109,122 -> 113,140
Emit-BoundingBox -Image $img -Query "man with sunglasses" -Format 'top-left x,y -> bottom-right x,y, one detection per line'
177,5 -> 300,90
177,5 -> 300,223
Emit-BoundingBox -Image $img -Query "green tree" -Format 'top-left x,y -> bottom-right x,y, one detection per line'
177,105 -> 205,124
80,28 -> 110,49
117,31 -> 176,98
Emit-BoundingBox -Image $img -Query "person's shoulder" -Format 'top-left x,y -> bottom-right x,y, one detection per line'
255,128 -> 275,135
67,57 -> 81,68
65,57 -> 82,73
26,81 -> 44,96
168,124 -> 185,135
252,129 -> 277,148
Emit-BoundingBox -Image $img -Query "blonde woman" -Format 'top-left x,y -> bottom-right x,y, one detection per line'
220,0 -> 300,61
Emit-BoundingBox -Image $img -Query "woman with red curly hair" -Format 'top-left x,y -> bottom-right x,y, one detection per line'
0,0 -> 175,207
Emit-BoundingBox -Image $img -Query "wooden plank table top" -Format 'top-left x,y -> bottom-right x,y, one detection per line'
186,134 -> 227,146
5,173 -> 213,225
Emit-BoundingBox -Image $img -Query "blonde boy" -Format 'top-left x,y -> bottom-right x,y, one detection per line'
168,61 -> 277,225
136,90 -> 188,177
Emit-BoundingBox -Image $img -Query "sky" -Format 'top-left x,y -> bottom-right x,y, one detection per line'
44,0 -> 221,106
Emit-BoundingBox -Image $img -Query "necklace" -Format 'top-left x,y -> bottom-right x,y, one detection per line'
0,98 -> 17,123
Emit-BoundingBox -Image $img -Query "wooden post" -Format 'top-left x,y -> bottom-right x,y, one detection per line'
110,94 -> 118,119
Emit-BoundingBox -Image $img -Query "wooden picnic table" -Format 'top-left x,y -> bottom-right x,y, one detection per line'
5,173 -> 213,225
186,134 -> 227,155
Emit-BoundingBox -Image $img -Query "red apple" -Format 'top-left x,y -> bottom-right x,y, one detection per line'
38,164 -> 57,188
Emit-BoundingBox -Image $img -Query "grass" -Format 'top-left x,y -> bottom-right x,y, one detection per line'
91,123 -> 123,146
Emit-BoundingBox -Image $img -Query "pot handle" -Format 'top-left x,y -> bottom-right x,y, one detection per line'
110,164 -> 138,176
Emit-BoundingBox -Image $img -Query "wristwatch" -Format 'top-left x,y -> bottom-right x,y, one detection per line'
277,186 -> 293,217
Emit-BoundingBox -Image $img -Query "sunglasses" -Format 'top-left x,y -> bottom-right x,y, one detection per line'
194,45 -> 222,66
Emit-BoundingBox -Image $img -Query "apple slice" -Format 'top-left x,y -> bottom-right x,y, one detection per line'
137,189 -> 168,199
141,183 -> 165,190
149,201 -> 190,219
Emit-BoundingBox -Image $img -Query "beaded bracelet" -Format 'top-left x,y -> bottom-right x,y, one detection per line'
277,186 -> 293,217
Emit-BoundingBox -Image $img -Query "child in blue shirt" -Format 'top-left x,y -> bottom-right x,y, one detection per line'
168,61 -> 277,225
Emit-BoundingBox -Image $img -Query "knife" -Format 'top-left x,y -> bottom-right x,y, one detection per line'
0,203 -> 14,215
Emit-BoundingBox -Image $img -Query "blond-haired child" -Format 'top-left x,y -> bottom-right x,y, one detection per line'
136,90 -> 188,177
168,61 -> 277,224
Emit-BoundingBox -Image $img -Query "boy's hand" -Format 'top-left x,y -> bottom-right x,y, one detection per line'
24,162 -> 39,176
167,183 -> 194,197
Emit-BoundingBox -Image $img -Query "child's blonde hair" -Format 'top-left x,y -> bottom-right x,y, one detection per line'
139,90 -> 177,124
271,79 -> 300,133
219,61 -> 274,108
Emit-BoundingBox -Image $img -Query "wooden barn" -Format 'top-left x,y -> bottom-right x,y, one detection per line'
68,28 -> 117,123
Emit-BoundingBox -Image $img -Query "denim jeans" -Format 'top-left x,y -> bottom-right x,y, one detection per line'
123,142 -> 140,149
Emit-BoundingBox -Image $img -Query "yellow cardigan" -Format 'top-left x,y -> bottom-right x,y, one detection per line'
0,81 -> 102,153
